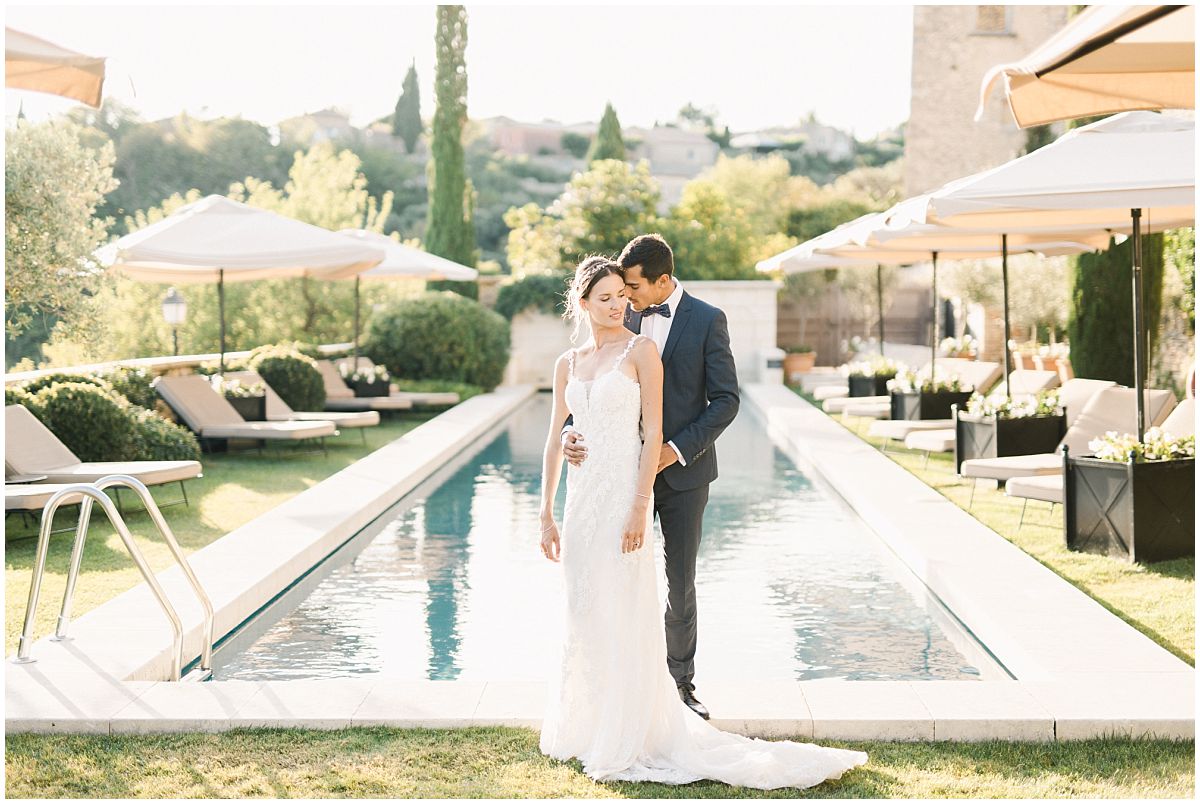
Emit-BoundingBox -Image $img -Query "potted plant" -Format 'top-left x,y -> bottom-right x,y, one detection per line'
1063,429 -> 1195,563
783,345 -> 816,380
340,362 -> 391,397
953,389 -> 1067,472
939,334 -> 978,360
887,369 -> 974,420
845,357 -> 901,397
211,376 -> 266,421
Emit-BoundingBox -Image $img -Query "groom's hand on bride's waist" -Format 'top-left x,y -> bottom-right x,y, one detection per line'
562,430 -> 588,466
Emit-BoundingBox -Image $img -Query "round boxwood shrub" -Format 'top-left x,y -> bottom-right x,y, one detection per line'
20,372 -> 114,397
494,272 -> 571,320
32,382 -> 137,461
248,345 -> 325,412
99,366 -> 157,410
365,291 -> 511,390
5,384 -> 38,411
129,407 -> 201,461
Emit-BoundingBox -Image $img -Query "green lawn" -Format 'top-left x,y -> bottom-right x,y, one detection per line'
794,389 -> 1195,665
5,413 -> 434,655
4,728 -> 1193,799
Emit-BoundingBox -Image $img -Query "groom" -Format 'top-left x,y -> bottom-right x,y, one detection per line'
563,233 -> 739,719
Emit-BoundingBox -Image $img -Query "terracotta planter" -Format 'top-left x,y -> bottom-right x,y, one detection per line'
783,352 -> 816,380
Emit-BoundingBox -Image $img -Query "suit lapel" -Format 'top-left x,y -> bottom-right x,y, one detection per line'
660,291 -> 693,365
623,303 -> 642,335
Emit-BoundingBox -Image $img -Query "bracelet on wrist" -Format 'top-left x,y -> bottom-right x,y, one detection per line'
541,522 -> 556,533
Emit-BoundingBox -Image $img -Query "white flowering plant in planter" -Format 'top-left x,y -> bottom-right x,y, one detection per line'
1088,428 -> 1196,463
939,334 -> 978,358
339,363 -> 391,384
887,368 -> 973,394
209,375 -> 265,398
843,357 -> 904,378
966,388 -> 1061,419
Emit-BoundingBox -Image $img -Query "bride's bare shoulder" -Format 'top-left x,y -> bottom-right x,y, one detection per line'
630,335 -> 660,361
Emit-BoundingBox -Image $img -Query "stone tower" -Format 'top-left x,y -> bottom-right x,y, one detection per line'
905,5 -> 1069,196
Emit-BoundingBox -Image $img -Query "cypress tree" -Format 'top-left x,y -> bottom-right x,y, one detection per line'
587,102 -> 626,163
425,5 -> 478,297
393,61 -> 423,154
1067,232 -> 1164,386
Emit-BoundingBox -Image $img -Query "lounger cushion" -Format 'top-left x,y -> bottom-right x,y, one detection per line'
1005,475 -> 1063,504
1159,398 -> 1195,438
1058,378 -> 1116,426
316,360 -> 357,399
905,429 -> 956,453
961,452 -> 1062,481
6,404 -> 82,474
842,401 -> 891,418
869,419 -> 954,440
5,484 -> 79,511
227,370 -> 379,427
1059,387 -> 1176,454
325,396 -> 413,412
824,395 -> 888,413
813,385 -> 849,401
37,460 -> 202,485
156,375 -> 337,440
993,370 -> 1060,398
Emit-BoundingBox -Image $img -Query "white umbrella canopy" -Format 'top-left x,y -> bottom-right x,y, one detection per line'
5,27 -> 105,108
338,229 -> 478,281
97,195 -> 386,283
978,5 -> 1195,128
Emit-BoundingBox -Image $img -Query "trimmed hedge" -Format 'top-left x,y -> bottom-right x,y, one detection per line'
248,345 -> 325,412
32,382 -> 138,461
365,292 -> 511,390
5,385 -> 38,411
494,272 -> 570,320
392,379 -> 485,403
99,366 -> 157,410
129,407 -> 201,462
20,372 -> 113,396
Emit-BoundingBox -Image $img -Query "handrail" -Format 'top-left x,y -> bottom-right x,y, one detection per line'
13,484 -> 186,680
53,475 -> 215,673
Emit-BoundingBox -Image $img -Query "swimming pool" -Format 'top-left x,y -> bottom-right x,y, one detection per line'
208,394 -> 1005,683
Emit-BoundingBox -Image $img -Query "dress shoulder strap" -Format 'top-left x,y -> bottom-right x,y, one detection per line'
613,335 -> 644,370
566,348 -> 577,380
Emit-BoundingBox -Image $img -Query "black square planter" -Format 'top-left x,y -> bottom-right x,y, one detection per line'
954,411 -> 1067,473
350,378 -> 389,397
226,395 -> 266,422
890,390 -> 973,421
1064,452 -> 1195,564
849,374 -> 894,397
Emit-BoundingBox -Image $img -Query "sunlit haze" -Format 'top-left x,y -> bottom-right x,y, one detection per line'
6,2 -> 913,137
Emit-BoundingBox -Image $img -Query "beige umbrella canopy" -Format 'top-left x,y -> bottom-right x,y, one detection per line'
96,195 -> 386,369
978,5 -> 1194,128
5,27 -> 105,108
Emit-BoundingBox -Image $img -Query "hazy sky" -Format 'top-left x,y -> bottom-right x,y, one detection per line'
7,2 -> 914,137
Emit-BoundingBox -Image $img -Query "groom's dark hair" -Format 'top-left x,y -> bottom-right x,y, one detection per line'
619,234 -> 674,284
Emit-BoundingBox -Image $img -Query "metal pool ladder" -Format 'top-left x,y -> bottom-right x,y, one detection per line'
12,475 -> 215,681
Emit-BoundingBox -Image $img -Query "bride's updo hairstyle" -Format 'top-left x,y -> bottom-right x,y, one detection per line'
563,255 -> 624,343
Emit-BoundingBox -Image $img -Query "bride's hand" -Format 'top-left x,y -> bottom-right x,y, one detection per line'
621,509 -> 646,553
540,521 -> 561,562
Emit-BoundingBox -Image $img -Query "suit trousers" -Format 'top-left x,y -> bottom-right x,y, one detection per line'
653,475 -> 709,688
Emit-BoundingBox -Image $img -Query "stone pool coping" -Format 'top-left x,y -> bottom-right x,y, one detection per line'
6,383 -> 1194,740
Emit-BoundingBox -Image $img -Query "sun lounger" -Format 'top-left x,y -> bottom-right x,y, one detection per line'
959,387 -> 1178,483
991,369 -> 1060,397
226,371 -> 380,442
155,375 -> 337,452
904,428 -> 956,455
315,361 -> 415,412
813,384 -> 850,401
332,357 -> 460,407
6,483 -> 90,512
5,405 -> 202,493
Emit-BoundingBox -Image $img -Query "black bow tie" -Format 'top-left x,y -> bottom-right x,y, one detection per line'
641,303 -> 671,319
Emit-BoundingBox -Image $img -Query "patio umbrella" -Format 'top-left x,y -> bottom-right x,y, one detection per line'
977,5 -> 1194,128
336,229 -> 478,368
96,195 -> 385,370
885,111 -> 1195,437
5,27 -> 105,107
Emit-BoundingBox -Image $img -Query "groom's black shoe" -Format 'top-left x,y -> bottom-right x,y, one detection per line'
677,682 -> 710,720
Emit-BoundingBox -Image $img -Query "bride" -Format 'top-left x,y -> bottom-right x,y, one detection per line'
536,256 -> 868,789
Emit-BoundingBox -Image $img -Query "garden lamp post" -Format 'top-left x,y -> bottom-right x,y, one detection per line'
161,287 -> 187,356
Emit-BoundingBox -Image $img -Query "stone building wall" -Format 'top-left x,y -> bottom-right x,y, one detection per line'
905,5 -> 1069,196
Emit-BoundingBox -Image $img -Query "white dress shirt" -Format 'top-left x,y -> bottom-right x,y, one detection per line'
639,279 -> 688,466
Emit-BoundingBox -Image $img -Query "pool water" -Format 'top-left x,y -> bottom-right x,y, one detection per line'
210,394 -> 1000,682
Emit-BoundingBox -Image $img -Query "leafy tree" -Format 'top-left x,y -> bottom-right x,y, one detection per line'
426,4 -> 479,295
586,103 -> 626,163
393,61 -> 423,153
5,120 -> 117,339
504,159 -> 660,275
1164,228 -> 1195,333
786,198 -> 875,243
560,131 -> 591,159
661,182 -> 764,280
1068,233 -> 1165,385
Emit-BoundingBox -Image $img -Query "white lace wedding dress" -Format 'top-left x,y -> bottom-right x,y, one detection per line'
540,336 -> 868,789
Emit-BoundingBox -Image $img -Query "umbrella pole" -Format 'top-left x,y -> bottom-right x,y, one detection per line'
218,269 -> 226,374
1002,234 -> 1012,402
876,264 -> 885,357
1131,209 -> 1146,441
930,252 -> 938,384
353,275 -> 361,371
